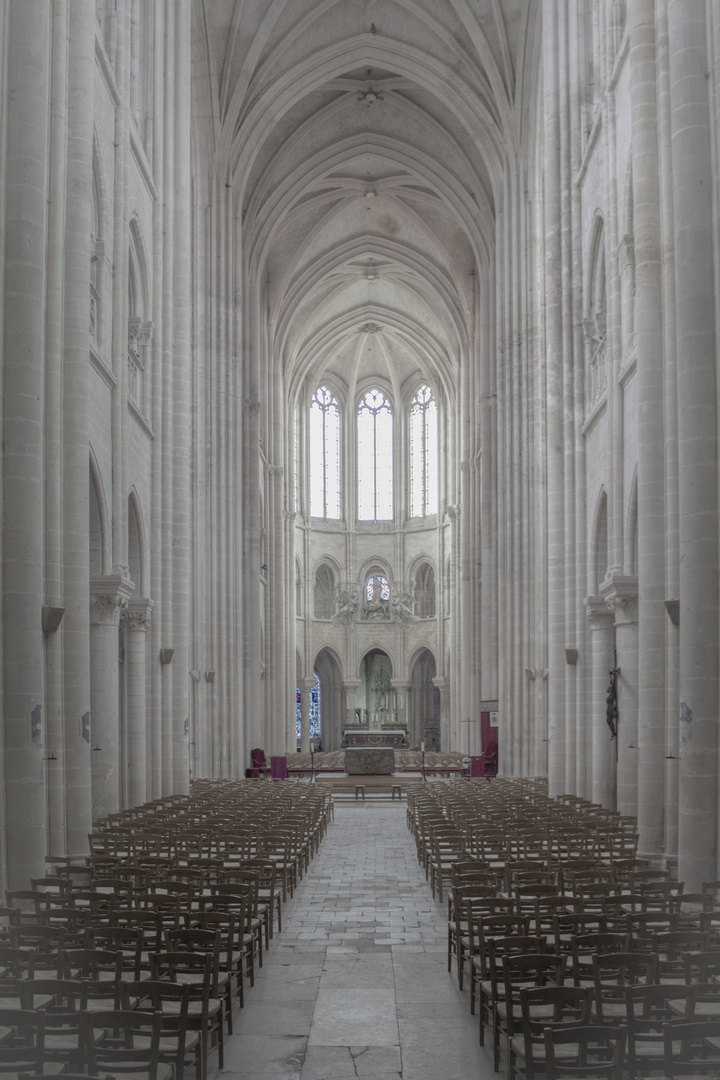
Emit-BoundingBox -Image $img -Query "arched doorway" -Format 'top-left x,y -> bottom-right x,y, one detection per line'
408,650 -> 440,750
313,649 -> 345,752
358,649 -> 394,727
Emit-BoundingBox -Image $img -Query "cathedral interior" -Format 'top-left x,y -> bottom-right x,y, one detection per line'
1,0 -> 719,897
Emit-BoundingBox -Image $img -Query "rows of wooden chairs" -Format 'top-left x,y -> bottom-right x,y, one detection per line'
0,778 -> 333,1080
407,777 -> 720,1078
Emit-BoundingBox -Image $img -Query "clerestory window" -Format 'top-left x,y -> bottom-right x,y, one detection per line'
309,386 -> 341,519
409,385 -> 438,517
357,389 -> 393,520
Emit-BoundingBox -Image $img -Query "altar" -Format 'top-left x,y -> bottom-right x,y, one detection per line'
344,747 -> 395,775
344,729 -> 405,749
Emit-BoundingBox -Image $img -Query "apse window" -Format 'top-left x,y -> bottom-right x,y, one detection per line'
357,388 -> 393,520
409,384 -> 438,517
309,386 -> 341,519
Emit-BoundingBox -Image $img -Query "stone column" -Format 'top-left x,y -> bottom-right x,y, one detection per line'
584,597 -> 616,809
392,680 -> 408,735
122,599 -> 153,809
543,0 -> 566,795
432,676 -> 449,753
62,0 -> 97,854
667,0 -> 719,889
2,0 -> 52,887
344,679 -> 360,732
298,677 -> 314,753
171,0 -> 192,793
628,0 -> 668,864
89,576 -> 133,823
602,576 -> 639,819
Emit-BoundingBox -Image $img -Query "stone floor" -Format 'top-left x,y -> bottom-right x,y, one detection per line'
212,800 -> 496,1080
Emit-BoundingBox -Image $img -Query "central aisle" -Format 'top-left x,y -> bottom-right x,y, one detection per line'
217,800 -> 495,1080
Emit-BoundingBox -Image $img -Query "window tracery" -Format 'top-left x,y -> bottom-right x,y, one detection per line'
409,385 -> 438,517
357,389 -> 393,520
309,386 -> 341,519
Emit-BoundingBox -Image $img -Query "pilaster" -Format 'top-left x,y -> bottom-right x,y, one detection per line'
122,599 -> 154,808
89,575 -> 134,822
584,595 -> 616,809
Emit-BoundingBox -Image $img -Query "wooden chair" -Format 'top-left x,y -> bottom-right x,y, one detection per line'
543,1023 -> 626,1079
17,978 -> 91,1073
592,951 -> 658,1024
80,1009 -> 172,1080
0,1007 -> 49,1077
150,950 -> 224,1080
623,982 -> 694,1076
570,933 -> 630,989
662,1019 -> 720,1078
119,981 -> 201,1080
510,985 -> 593,1080
496,952 -> 567,1073
468,913 -> 531,1015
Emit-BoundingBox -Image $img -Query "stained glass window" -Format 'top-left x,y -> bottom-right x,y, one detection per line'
357,389 -> 393,520
410,385 -> 438,516
296,673 -> 321,742
309,387 -> 340,519
365,574 -> 390,603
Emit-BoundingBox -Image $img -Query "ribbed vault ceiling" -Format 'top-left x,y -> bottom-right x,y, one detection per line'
193,0 -> 533,404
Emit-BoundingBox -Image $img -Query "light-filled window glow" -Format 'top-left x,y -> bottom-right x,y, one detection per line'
357,389 -> 393,520
409,385 -> 438,516
296,673 -> 321,742
309,387 -> 341,518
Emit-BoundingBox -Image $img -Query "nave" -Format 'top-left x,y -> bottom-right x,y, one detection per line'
218,800 -> 487,1080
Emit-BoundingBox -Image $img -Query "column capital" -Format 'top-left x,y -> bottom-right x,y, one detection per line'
299,677 -> 316,692
90,575 -> 135,626
583,595 -> 615,630
343,678 -> 361,691
599,573 -> 639,625
122,598 -> 154,633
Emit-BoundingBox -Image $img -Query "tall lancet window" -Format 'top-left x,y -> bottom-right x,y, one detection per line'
357,389 -> 393,520
410,385 -> 438,517
309,387 -> 341,519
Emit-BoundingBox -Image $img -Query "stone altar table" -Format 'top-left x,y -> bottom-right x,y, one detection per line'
344,747 -> 395,775
344,730 -> 405,749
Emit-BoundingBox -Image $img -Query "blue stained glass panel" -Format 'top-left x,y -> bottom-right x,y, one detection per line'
296,673 -> 321,742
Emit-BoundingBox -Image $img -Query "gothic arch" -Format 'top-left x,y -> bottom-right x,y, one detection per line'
313,646 -> 345,751
313,562 -> 336,621
591,487 -> 609,594
408,647 -> 440,750
89,449 -> 110,577
626,468 -> 639,577
127,489 -> 148,596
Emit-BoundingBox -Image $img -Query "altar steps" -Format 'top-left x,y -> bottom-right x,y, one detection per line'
315,773 -> 423,799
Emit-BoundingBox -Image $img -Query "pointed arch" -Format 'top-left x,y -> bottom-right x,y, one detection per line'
626,468 -> 639,577
89,448 -> 110,577
128,488 -> 148,596
591,487 -> 609,593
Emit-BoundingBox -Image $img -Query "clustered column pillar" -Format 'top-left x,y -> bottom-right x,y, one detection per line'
2,0 -> 52,888
602,577 -> 639,820
89,576 -> 134,823
122,599 -> 154,808
667,0 -> 719,888
584,598 -> 615,809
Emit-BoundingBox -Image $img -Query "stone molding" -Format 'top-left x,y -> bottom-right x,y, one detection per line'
122,598 -> 154,633
583,595 -> 615,630
90,575 -> 135,626
600,573 -> 639,626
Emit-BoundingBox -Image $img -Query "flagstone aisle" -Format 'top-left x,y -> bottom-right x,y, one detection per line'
215,800 -> 495,1080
